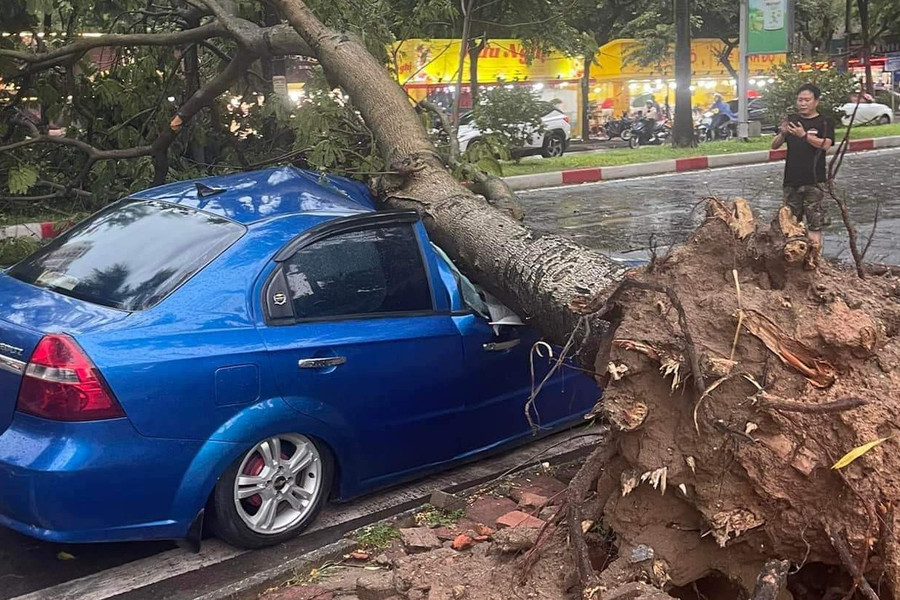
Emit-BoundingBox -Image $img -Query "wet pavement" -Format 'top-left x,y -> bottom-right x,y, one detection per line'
520,147 -> 900,265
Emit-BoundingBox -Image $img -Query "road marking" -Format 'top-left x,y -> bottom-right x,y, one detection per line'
8,428 -> 599,600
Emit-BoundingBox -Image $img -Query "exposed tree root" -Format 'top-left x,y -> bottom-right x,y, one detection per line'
567,440 -> 621,598
749,559 -> 790,600
560,197 -> 900,599
825,522 -> 881,600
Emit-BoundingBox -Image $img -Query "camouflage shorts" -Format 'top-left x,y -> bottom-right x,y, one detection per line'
783,185 -> 826,232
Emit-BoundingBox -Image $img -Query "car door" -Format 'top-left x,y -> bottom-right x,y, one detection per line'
437,259 -> 585,455
256,213 -> 466,486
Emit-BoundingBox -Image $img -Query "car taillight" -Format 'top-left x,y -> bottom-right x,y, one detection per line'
17,334 -> 125,421
562,115 -> 570,123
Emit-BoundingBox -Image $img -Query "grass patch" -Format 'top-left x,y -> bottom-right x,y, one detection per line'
502,122 -> 900,177
353,522 -> 400,550
413,504 -> 464,528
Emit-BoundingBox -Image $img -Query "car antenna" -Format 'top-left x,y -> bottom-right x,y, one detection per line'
195,183 -> 226,199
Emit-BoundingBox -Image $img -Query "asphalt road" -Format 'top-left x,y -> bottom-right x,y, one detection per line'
519,147 -> 900,265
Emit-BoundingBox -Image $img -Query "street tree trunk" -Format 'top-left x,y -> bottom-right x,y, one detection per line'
468,35 -> 485,106
856,0 -> 873,94
581,54 -> 592,142
270,0 -> 627,347
673,0 -> 694,147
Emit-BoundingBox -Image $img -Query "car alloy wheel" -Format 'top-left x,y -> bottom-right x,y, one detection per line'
542,133 -> 565,158
233,434 -> 323,535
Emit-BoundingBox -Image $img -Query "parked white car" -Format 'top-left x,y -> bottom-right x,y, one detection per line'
841,98 -> 893,126
457,109 -> 571,158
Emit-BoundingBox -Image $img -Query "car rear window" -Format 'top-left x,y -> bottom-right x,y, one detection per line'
8,199 -> 245,311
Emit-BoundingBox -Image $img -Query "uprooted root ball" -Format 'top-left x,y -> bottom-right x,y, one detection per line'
578,198 -> 900,598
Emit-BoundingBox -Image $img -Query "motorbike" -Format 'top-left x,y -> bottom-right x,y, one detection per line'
628,117 -> 670,148
594,115 -> 633,141
695,109 -> 735,142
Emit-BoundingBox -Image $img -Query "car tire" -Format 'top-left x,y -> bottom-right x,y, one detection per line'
879,114 -> 891,125
209,433 -> 333,549
541,131 -> 566,158
464,138 -> 482,155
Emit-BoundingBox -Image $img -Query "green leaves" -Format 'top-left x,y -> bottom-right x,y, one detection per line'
7,165 -> 39,195
766,61 -> 855,123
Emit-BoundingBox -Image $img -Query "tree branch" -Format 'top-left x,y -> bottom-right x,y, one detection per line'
418,100 -> 523,221
2,49 -> 251,188
0,19 -> 316,76
1,24 -> 224,72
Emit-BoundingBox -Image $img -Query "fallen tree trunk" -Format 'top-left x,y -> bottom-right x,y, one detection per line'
271,0 -> 627,346
271,3 -> 900,598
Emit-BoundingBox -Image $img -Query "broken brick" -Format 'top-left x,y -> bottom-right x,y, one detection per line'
464,496 -> 518,526
451,534 -> 474,550
508,475 -> 566,503
399,527 -> 442,552
495,510 -> 546,529
516,492 -> 549,510
429,490 -> 466,512
433,526 -> 459,541
474,523 -> 494,537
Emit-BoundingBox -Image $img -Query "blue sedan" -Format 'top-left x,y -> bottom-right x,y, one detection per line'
0,167 -> 597,548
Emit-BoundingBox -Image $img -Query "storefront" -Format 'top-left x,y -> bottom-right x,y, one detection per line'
391,38 -> 786,136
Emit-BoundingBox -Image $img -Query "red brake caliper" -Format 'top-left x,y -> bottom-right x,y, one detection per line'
242,449 -> 291,509
242,454 -> 266,508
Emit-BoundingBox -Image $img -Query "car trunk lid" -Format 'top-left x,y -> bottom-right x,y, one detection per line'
0,273 -> 129,434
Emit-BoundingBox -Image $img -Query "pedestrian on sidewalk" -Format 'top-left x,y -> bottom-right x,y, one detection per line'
771,83 -> 835,269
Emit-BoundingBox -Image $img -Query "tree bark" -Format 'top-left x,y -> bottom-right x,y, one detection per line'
857,0 -> 873,94
270,0 -> 627,347
451,0 -> 475,161
581,54 -> 592,142
716,38 -> 739,82
673,0 -> 694,147
468,35 -> 486,106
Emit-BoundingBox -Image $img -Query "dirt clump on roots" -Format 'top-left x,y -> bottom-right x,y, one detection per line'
575,198 -> 900,599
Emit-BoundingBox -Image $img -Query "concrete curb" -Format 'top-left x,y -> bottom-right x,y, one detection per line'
3,135 -> 897,239
192,538 -> 359,600
503,134 -> 900,192
0,220 -> 72,241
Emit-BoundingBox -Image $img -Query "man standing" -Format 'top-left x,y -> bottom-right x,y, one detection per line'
771,83 -> 835,269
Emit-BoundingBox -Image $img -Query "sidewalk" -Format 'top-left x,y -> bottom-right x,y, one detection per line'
503,134 -> 900,191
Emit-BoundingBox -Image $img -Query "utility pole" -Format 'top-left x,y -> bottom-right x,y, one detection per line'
738,0 -> 749,140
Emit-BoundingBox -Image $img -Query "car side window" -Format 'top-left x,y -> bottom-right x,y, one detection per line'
280,225 -> 432,320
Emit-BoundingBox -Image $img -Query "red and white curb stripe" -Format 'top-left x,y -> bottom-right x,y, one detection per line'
504,134 -> 900,191
0,221 -> 72,241
2,135 -> 897,242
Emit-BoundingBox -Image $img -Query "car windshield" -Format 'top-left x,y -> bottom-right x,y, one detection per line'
458,112 -> 475,125
8,199 -> 245,311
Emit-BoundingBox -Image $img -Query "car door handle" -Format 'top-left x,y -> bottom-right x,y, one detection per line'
298,357 -> 347,369
483,339 -> 520,352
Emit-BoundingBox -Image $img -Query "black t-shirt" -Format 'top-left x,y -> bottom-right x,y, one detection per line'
783,113 -> 835,187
